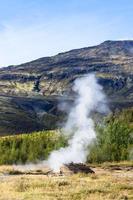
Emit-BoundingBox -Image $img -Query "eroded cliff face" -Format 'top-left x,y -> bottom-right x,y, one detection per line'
0,40 -> 133,135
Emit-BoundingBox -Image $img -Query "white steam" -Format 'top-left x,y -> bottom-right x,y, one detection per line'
48,74 -> 108,172
13,73 -> 108,173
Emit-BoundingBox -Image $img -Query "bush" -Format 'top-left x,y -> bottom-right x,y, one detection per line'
88,109 -> 133,163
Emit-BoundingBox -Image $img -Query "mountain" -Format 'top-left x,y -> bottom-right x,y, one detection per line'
0,40 -> 133,135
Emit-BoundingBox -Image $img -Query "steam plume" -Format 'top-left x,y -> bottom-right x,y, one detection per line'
48,74 -> 108,172
13,74 -> 108,173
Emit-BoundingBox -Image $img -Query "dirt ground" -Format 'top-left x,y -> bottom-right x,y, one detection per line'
0,163 -> 132,200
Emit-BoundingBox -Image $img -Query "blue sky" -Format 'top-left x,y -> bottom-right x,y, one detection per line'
0,0 -> 133,66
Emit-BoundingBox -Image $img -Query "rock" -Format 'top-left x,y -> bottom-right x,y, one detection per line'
59,163 -> 95,175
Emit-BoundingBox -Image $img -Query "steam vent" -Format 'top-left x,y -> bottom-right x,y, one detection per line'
59,163 -> 94,175
11,163 -> 95,176
49,163 -> 95,176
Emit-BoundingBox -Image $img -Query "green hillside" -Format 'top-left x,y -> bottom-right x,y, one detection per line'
0,130 -> 67,164
0,108 -> 132,165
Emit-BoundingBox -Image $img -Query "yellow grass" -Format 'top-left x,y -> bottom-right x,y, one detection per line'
0,163 -> 133,200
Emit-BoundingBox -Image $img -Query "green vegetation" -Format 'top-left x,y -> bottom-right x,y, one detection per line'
0,130 -> 67,164
89,108 -> 133,163
0,108 -> 133,165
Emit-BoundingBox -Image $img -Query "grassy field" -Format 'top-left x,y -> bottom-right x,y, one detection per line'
0,162 -> 132,200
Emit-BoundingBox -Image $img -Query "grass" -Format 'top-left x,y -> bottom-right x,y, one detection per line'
89,161 -> 133,168
0,163 -> 132,200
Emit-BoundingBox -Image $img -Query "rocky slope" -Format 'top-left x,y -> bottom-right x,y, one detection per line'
0,95 -> 62,135
0,40 -> 133,135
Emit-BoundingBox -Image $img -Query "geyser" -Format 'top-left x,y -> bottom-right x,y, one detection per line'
13,73 -> 109,174
48,74 -> 108,172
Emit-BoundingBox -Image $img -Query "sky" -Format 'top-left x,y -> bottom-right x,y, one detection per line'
0,0 -> 133,67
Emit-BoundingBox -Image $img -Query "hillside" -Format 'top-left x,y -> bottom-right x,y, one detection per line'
0,40 -> 133,135
0,95 -> 61,135
1,40 -> 133,97
0,108 -> 132,164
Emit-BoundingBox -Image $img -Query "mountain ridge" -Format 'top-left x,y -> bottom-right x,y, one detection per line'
0,40 -> 133,135
1,40 -> 133,98
3,39 -> 133,66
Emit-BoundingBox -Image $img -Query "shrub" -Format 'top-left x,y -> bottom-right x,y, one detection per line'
88,109 -> 133,163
